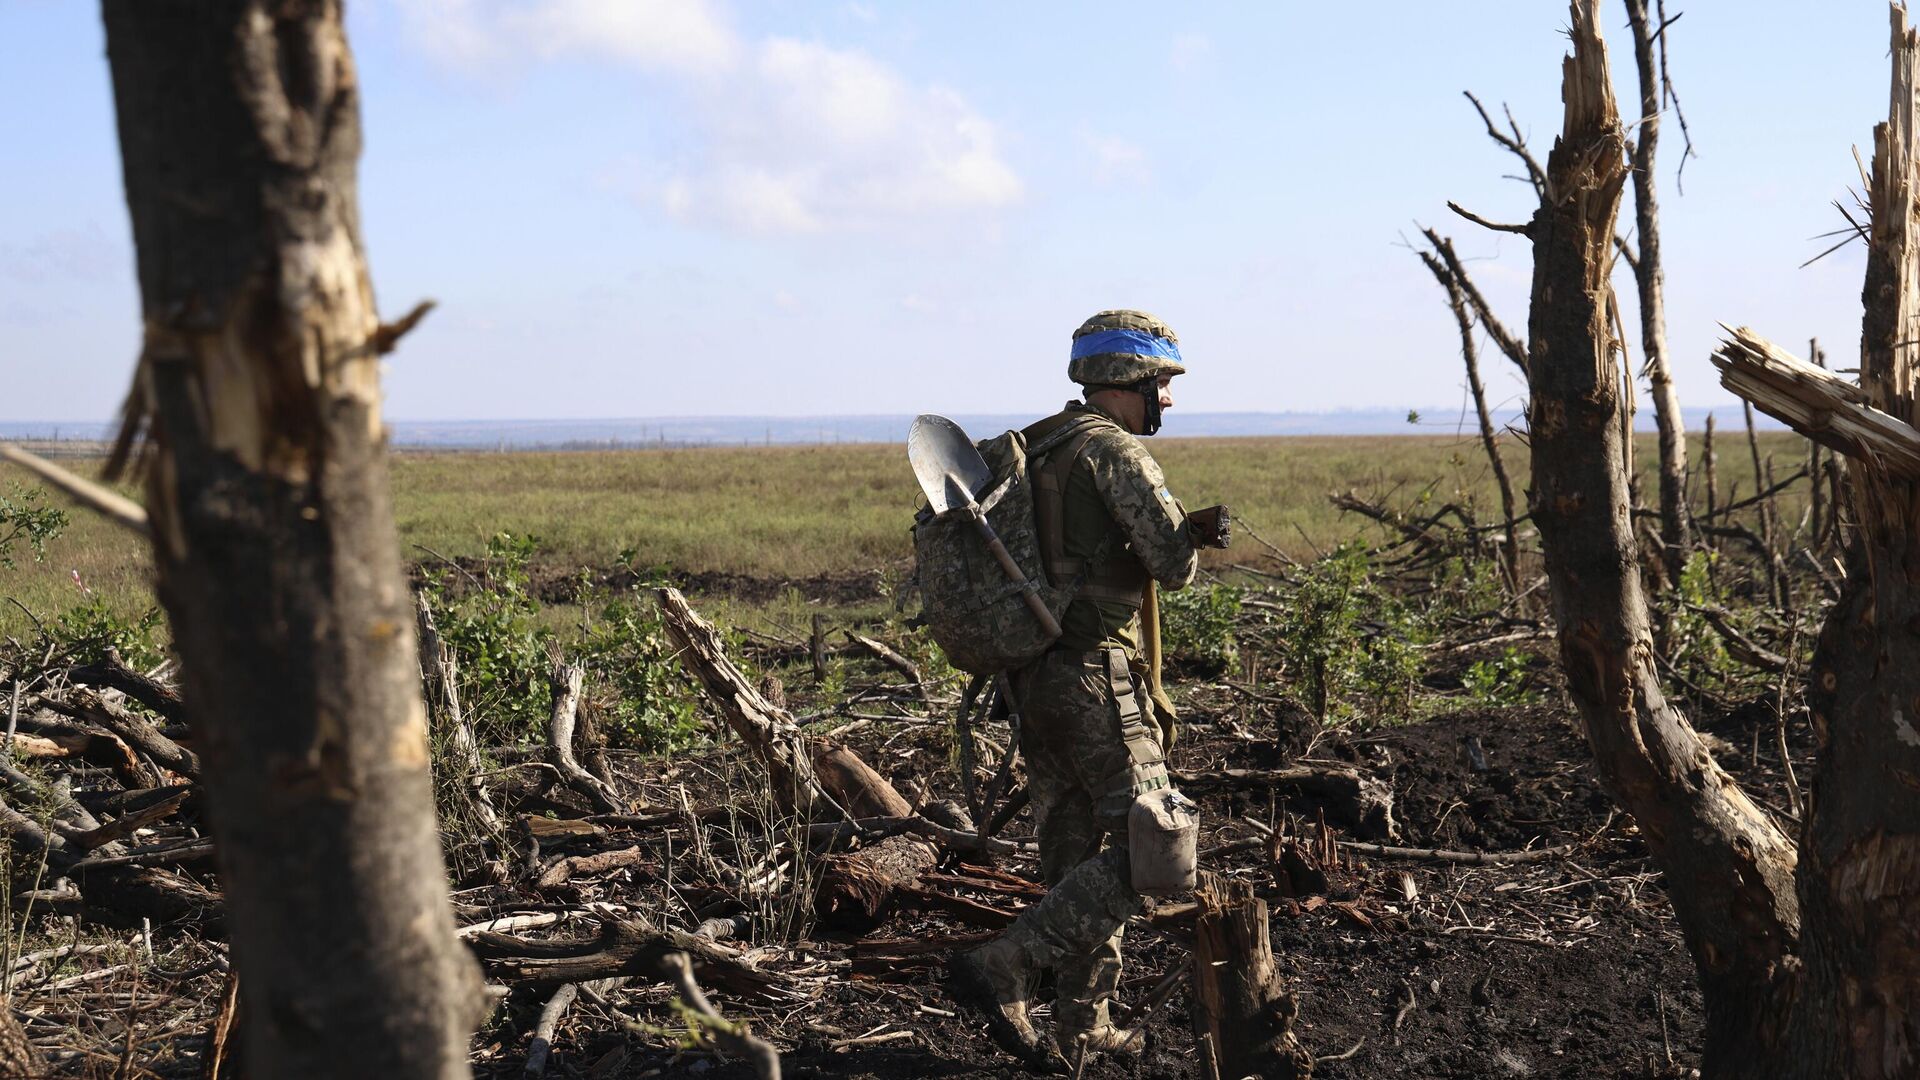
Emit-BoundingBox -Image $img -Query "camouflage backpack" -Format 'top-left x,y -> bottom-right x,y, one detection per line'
910,415 -> 1111,674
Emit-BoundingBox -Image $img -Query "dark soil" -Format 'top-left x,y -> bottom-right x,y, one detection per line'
477,642 -> 1723,1080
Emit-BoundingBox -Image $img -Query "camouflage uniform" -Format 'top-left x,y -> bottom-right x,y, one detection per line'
996,399 -> 1198,1045
949,308 -> 1198,1066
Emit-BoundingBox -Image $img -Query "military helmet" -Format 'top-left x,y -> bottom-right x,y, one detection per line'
1068,309 -> 1186,387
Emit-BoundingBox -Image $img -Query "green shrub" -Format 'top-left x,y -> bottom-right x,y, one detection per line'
1161,581 -> 1242,674
0,487 -> 67,571
1272,542 -> 1431,723
575,589 -> 703,753
1462,646 -> 1539,706
51,595 -> 166,669
424,532 -> 554,744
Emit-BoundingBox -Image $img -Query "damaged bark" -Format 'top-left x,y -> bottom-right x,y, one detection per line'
1519,2 -> 1800,1069
1189,873 -> 1311,1080
99,2 -> 485,1075
1712,8 -> 1920,1072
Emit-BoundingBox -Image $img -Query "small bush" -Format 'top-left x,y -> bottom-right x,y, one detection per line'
1272,542 -> 1432,723
424,532 -> 555,744
0,487 -> 68,571
575,590 -> 703,753
1462,646 -> 1539,706
1161,581 -> 1242,674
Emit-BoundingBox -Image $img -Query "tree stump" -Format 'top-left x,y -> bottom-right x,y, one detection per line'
1190,872 -> 1311,1080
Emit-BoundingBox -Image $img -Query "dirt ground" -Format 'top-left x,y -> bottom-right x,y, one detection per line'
17,609 -> 1816,1078
457,634 -> 1796,1080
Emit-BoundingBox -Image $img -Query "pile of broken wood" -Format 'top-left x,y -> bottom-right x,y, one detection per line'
1,584 -> 1548,1078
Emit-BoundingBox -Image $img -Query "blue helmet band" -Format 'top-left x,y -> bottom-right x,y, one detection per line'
1068,328 -> 1183,364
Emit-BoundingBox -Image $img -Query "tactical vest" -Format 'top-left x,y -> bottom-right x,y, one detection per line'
1022,409 -> 1151,611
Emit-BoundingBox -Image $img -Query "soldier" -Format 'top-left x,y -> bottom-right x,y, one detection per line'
949,310 -> 1228,1068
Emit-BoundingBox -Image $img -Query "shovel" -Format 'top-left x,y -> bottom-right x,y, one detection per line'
908,415 -> 1062,640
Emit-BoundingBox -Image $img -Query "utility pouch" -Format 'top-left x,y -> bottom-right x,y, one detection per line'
1096,646 -> 1169,819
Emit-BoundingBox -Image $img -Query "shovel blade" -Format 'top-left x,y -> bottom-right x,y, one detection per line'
909,414 -> 993,514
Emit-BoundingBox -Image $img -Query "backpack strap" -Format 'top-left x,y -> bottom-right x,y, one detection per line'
1027,415 -> 1117,590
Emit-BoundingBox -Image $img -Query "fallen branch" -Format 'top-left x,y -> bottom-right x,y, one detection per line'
524,983 -> 577,1078
51,689 -> 198,779
1171,765 -> 1397,840
1712,326 -> 1920,475
545,660 -> 620,814
1687,603 -> 1789,673
470,916 -> 795,1003
660,951 -> 782,1080
0,443 -> 149,535
67,650 -> 184,725
1335,839 -> 1575,865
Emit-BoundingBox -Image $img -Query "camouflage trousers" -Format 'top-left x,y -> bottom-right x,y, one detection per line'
999,645 -> 1170,1033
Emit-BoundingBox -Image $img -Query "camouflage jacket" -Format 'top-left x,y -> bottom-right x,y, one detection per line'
1024,402 -> 1198,655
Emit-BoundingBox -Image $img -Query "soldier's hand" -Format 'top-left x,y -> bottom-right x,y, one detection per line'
1186,504 -> 1231,549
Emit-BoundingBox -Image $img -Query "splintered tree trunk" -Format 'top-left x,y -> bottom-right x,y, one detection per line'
654,588 -> 939,928
1623,0 -> 1691,582
1784,9 -> 1920,1071
1189,873 -> 1311,1080
1522,2 -> 1799,1068
99,3 -> 485,1076
1706,14 -> 1920,1071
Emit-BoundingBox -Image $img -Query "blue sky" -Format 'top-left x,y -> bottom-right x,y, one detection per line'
0,0 -> 1892,424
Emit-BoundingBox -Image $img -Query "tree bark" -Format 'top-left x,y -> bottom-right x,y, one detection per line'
1521,3 -> 1800,1069
1777,11 -> 1920,1071
1189,873 -> 1311,1080
1622,0 -> 1692,584
99,3 -> 486,1075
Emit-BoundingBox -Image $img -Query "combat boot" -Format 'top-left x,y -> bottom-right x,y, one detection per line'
947,937 -> 1065,1071
1055,1001 -> 1142,1062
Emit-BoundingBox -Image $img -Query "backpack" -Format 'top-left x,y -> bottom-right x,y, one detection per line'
910,414 -> 1112,674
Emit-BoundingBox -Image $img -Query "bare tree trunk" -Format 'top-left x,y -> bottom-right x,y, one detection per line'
1786,12 -> 1920,1069
1189,873 -> 1311,1080
1520,3 -> 1800,1068
1623,0 -> 1692,584
1419,246 -> 1521,596
99,3 -> 486,1075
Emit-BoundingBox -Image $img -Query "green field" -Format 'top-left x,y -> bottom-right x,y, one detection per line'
0,430 -> 1817,639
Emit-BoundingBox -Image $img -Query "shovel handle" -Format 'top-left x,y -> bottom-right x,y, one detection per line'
967,510 -> 1063,639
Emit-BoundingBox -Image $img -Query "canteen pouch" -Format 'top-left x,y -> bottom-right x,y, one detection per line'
1128,787 -> 1200,896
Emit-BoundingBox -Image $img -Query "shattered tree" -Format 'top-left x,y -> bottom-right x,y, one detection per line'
1707,5 -> 1920,1072
1517,1 -> 1803,1073
99,1 -> 485,1075
1525,1 -> 1920,1074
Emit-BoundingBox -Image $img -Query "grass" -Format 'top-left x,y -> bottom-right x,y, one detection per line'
0,429 -> 1819,640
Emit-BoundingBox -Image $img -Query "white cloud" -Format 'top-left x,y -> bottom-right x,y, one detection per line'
772,288 -> 802,312
639,37 -> 1020,233
508,0 -> 739,73
1169,31 -> 1211,73
389,1 -> 1020,234
391,0 -> 736,73
1082,132 -> 1148,185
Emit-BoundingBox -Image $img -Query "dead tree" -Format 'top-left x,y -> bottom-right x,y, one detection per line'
655,588 -> 940,927
1189,873 -> 1311,1080
98,2 -> 485,1075
1517,3 -> 1802,1071
1417,243 -> 1522,594
1622,0 -> 1693,582
1705,9 -> 1920,1066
